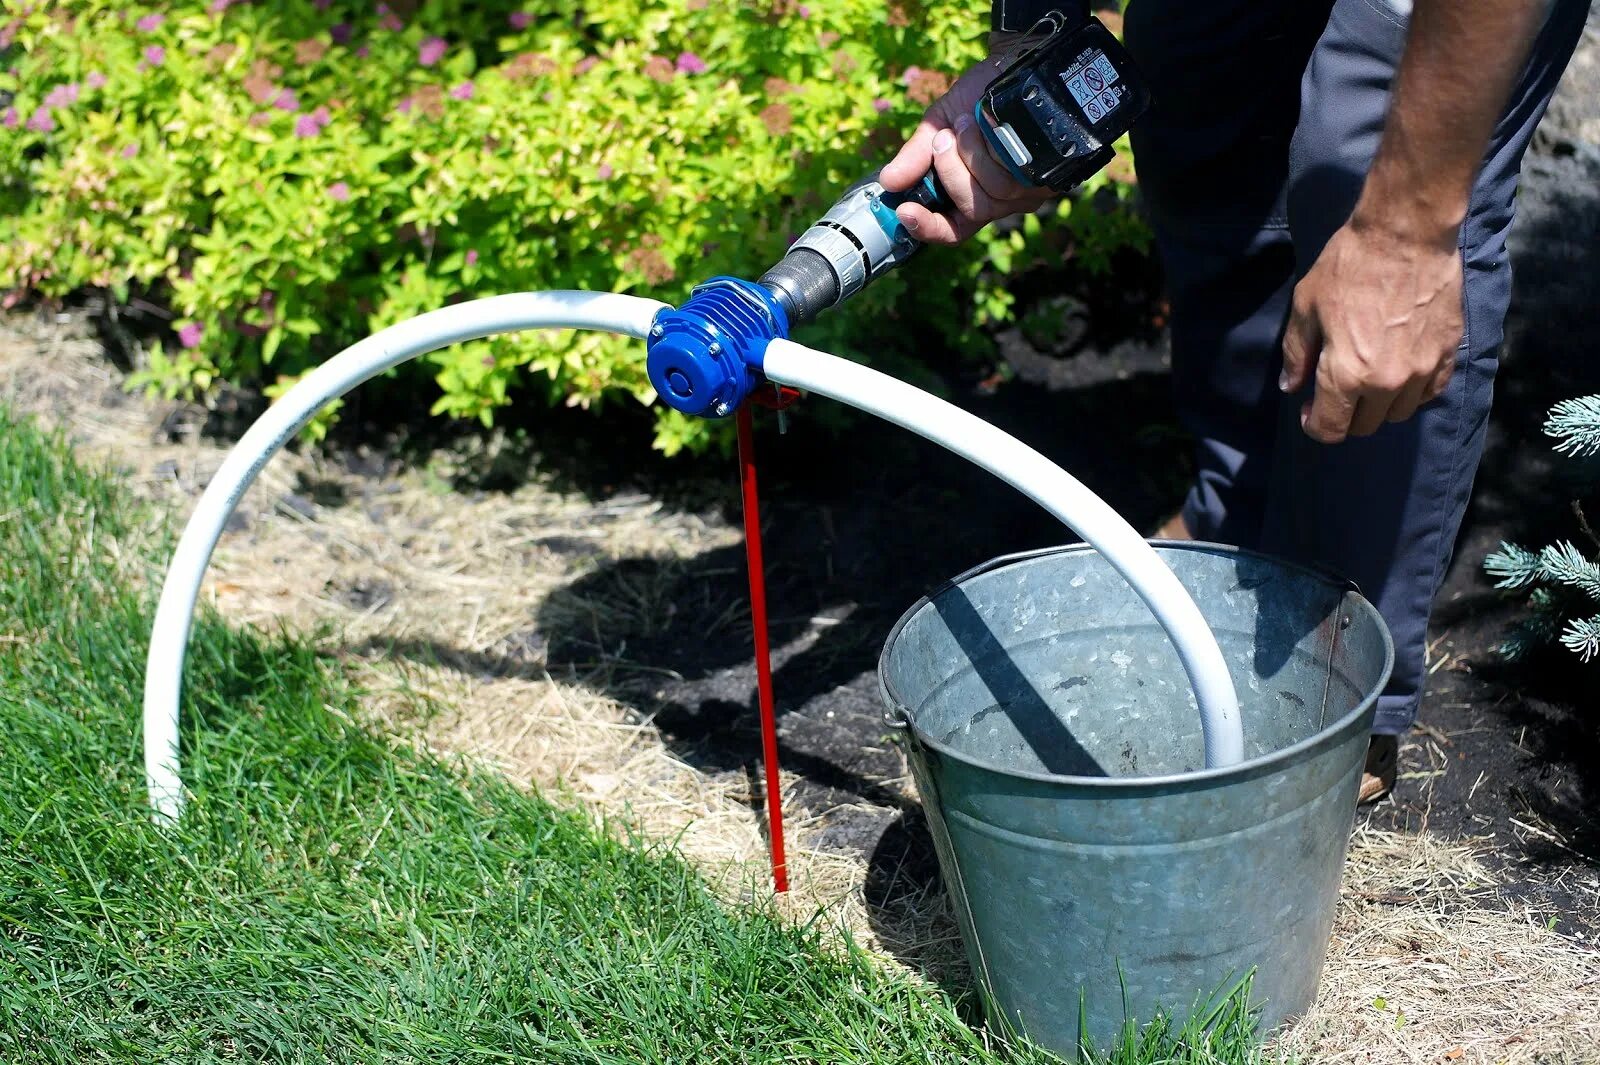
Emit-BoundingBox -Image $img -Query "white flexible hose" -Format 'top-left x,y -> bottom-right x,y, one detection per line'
762,339 -> 1244,769
144,294 -> 1242,823
142,291 -> 667,822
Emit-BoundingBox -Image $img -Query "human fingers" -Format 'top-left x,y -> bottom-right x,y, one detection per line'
1383,376 -> 1433,425
952,112 -> 1036,204
895,201 -> 980,244
1346,392 -> 1393,438
1280,288 -> 1323,394
1424,350 -> 1456,404
1301,356 -> 1359,444
881,115 -> 945,193
895,126 -> 992,245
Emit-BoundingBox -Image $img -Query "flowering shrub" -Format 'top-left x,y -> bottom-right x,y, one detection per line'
0,0 -> 1143,452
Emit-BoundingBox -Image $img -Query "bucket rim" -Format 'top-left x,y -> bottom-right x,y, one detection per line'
877,540 -> 1396,790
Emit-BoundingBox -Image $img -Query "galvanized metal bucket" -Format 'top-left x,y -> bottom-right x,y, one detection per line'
879,542 -> 1393,1057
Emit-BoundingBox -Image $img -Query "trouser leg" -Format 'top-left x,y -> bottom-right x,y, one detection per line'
1122,0 -> 1335,545
1263,0 -> 1591,735
1128,0 -> 1588,735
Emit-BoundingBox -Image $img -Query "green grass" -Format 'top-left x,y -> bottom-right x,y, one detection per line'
0,407 -> 1272,1064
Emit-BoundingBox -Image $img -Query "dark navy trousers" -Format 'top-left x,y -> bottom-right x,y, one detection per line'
1122,0 -> 1590,735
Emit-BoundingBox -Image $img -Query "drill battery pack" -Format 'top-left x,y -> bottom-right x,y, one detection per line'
977,14 -> 1151,193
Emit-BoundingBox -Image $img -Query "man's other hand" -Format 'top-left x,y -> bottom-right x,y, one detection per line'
879,47 -> 1056,245
1280,216 -> 1463,444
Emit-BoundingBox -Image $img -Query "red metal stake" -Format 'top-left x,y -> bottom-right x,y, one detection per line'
735,404 -> 788,893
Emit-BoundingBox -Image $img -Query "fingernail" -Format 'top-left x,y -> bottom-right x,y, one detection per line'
933,129 -> 955,155
954,113 -> 973,135
1278,369 -> 1291,392
902,212 -> 920,234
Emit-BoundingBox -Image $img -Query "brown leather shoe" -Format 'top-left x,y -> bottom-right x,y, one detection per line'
1358,734 -> 1398,805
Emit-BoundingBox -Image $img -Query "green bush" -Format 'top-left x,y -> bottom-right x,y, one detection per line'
0,0 -> 1143,453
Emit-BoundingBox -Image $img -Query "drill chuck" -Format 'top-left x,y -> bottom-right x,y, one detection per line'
757,172 -> 948,326
758,250 -> 841,327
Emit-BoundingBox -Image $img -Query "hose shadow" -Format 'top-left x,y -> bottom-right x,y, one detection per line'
926,586 -> 1108,776
521,370 -> 1186,809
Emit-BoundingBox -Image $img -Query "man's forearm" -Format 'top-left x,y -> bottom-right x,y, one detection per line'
1354,0 -> 1546,244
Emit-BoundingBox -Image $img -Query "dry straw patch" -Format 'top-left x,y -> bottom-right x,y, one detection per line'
1279,827 -> 1600,1064
5,313 -> 1598,1060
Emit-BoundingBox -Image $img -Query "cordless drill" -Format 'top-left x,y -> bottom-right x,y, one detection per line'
758,12 -> 1150,326
645,10 -> 1150,419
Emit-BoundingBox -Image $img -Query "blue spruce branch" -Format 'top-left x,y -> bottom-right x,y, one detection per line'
1559,614 -> 1600,663
1538,541 -> 1600,601
1499,592 -> 1565,661
1544,394 -> 1600,458
1485,394 -> 1600,662
1484,542 -> 1544,589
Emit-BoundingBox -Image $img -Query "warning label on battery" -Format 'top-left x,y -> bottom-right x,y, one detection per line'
1061,51 -> 1122,124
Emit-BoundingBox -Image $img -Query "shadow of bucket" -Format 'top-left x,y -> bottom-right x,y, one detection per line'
878,542 -> 1393,1057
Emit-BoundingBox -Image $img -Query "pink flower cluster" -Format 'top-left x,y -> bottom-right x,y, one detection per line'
450,81 -> 474,101
508,12 -> 532,29
177,323 -> 203,349
293,106 -> 332,138
418,37 -> 448,67
135,12 -> 165,32
327,181 -> 351,202
43,82 -> 80,108
377,3 -> 403,32
675,52 -> 707,75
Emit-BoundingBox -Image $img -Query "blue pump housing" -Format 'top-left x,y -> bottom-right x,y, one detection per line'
646,277 -> 790,418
